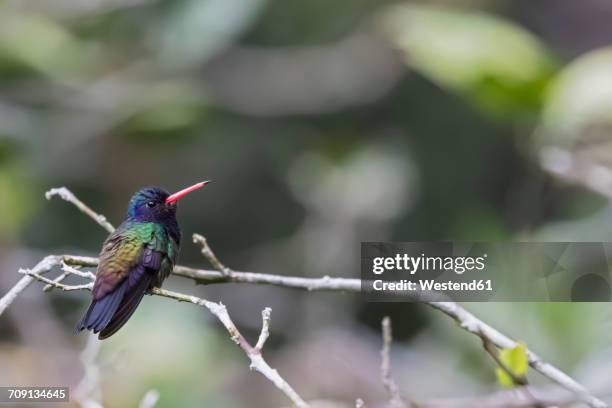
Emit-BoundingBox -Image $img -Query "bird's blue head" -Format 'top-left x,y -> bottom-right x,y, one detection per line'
127,186 -> 176,223
125,182 -> 210,243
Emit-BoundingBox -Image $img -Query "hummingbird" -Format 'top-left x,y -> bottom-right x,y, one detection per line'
76,181 -> 210,339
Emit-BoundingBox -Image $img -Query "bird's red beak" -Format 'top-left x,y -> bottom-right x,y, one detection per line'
166,181 -> 211,204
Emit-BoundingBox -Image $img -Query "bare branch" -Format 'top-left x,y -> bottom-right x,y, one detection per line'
46,187 -> 115,233
255,307 -> 272,352
61,262 -> 97,280
20,253 -> 361,292
380,317 -> 408,408
428,301 -> 607,408
192,233 -> 232,276
0,255 -> 59,316
5,252 -> 606,408
19,267 -> 94,291
151,288 -> 310,408
189,235 -> 605,408
177,262 -> 361,291
2,187 -> 606,408
43,270 -> 70,292
41,262 -> 94,292
17,265 -> 311,408
23,264 -> 309,407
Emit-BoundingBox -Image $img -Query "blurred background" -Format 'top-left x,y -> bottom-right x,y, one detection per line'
1,0 -> 612,406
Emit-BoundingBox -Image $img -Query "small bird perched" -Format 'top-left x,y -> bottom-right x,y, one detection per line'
76,181 -> 210,339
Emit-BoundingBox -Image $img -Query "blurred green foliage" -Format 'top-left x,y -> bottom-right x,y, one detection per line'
380,4 -> 556,118
2,0 -> 612,405
0,11 -> 86,77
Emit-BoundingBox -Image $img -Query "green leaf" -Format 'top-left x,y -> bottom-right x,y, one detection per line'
495,342 -> 529,388
378,4 -> 556,118
0,11 -> 88,76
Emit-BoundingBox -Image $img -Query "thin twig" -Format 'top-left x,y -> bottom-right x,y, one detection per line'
152,288 -> 311,408
192,233 -> 232,276
150,288 -> 308,406
19,268 -> 93,291
381,317 -> 408,408
0,255 -> 59,315
43,263 -> 86,292
46,187 -> 115,233
62,262 -> 97,280
43,271 -> 70,292
42,262 -> 83,292
255,307 -> 272,352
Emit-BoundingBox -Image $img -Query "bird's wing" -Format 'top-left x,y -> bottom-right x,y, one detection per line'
77,223 -> 170,338
150,231 -> 179,288
92,227 -> 144,300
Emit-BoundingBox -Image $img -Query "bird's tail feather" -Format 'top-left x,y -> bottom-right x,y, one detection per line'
98,273 -> 153,340
75,281 -> 128,333
75,265 -> 153,339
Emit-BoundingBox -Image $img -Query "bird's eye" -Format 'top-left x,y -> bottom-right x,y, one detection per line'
146,201 -> 156,208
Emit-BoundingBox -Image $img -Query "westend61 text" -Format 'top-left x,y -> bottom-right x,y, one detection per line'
373,279 -> 493,292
